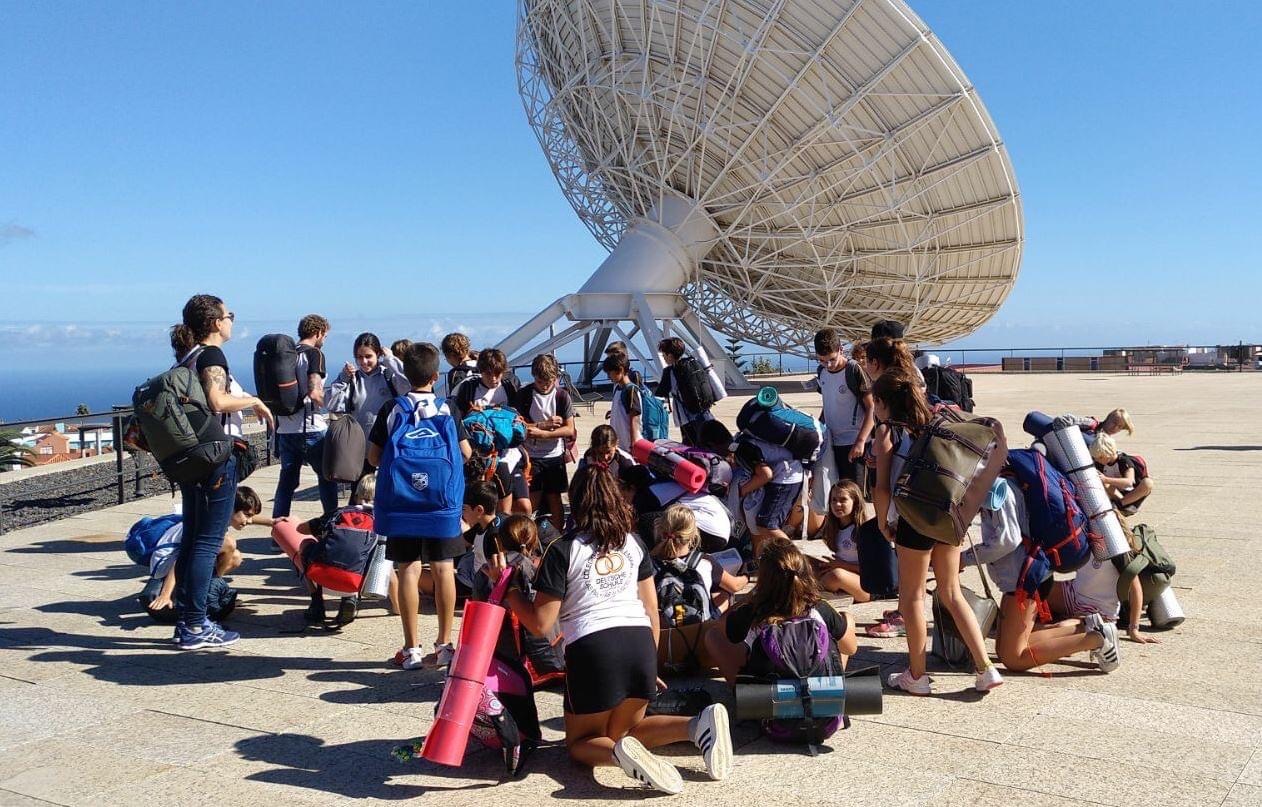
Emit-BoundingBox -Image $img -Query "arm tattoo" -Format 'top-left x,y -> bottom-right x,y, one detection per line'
201,365 -> 228,397
308,374 -> 324,394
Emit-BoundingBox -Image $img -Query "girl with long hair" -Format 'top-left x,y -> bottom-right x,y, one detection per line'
486,466 -> 732,795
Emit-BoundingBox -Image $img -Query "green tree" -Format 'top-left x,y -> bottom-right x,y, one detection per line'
725,335 -> 747,372
0,429 -> 35,471
76,403 -> 90,416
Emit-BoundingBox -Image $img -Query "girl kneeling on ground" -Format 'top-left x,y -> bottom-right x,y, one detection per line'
485,466 -> 732,795
870,370 -> 1004,695
704,538 -> 857,686
967,477 -> 1122,673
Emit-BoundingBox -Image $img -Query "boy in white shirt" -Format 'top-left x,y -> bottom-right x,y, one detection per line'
604,353 -> 642,450
810,328 -> 874,486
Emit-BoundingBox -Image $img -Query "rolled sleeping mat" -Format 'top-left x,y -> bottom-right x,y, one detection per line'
271,520 -> 316,570
421,572 -> 513,767
1148,587 -> 1185,629
361,538 -> 393,600
631,438 -> 707,493
735,670 -> 883,721
694,344 -> 728,403
1023,410 -> 1056,440
1041,423 -> 1130,559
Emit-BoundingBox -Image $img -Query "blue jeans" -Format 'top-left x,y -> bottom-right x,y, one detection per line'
272,431 -> 340,518
176,456 -> 238,625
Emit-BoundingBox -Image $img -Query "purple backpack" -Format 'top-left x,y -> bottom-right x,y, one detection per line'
755,614 -> 842,745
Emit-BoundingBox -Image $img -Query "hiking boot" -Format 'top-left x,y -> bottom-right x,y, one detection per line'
691,703 -> 733,781
974,664 -> 1005,692
886,669 -> 931,695
334,595 -> 359,626
866,612 -> 906,638
613,736 -> 683,795
400,647 -> 427,670
304,599 -> 327,623
423,642 -> 455,670
176,619 -> 239,650
1086,613 -> 1121,672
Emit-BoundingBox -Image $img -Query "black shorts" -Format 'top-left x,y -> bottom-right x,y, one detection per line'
563,625 -> 657,714
386,534 -> 467,564
529,455 -> 569,495
894,519 -> 938,552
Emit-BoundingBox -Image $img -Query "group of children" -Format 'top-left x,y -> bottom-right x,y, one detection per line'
147,295 -> 1169,793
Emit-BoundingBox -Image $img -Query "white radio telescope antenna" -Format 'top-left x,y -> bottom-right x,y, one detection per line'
500,0 -> 1022,385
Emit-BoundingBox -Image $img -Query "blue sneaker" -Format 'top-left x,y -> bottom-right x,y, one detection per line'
177,619 -> 239,650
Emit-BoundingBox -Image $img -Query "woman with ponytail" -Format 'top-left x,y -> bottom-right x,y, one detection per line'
169,295 -> 273,651
869,370 -> 1003,695
486,467 -> 733,795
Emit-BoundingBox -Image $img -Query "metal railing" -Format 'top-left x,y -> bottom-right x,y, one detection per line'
0,406 -> 273,533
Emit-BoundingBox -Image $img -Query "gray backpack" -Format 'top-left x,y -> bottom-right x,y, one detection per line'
131,348 -> 231,484
323,415 -> 367,483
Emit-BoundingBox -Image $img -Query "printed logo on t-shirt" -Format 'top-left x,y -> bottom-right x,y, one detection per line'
411,472 -> 429,491
583,550 -> 632,597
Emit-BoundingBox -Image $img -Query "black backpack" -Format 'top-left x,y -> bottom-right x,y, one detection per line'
672,356 -> 716,414
654,550 -> 711,627
922,365 -> 974,412
253,334 -> 305,416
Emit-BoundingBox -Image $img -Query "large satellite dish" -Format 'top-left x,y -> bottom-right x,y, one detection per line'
499,0 -> 1022,385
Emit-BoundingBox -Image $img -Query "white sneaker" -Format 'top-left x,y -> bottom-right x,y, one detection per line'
613,736 -> 683,795
974,664 -> 1005,692
400,647 -> 427,670
886,669 -> 932,695
1086,614 -> 1121,673
690,703 -> 733,780
425,642 -> 455,670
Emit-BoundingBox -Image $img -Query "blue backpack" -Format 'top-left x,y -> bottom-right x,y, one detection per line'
125,514 -> 183,566
736,390 -> 822,461
375,396 -> 464,539
638,386 -> 670,440
1004,448 -> 1093,600
464,407 -> 527,455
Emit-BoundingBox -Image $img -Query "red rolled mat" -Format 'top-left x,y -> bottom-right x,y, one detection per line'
271,520 -> 316,571
420,598 -> 508,767
631,438 -> 707,493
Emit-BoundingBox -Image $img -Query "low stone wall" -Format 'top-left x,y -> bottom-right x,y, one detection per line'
0,431 -> 272,533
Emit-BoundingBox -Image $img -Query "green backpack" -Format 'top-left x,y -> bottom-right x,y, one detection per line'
132,349 -> 231,484
1116,524 -> 1175,605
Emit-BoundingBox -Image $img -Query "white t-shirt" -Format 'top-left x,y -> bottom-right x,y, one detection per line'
610,382 -> 642,452
276,346 -> 329,434
472,382 -> 509,410
885,428 -> 912,526
379,391 -> 455,434
535,531 -> 652,643
831,523 -> 859,565
817,364 -> 867,446
523,386 -> 573,460
749,436 -> 804,485
648,481 -> 732,541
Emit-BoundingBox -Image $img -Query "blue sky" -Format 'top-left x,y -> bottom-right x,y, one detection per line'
2,1 -> 1260,361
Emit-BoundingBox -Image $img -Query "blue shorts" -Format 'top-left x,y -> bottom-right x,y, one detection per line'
755,481 -> 798,531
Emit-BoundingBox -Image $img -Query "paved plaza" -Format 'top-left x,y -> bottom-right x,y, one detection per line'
0,372 -> 1260,806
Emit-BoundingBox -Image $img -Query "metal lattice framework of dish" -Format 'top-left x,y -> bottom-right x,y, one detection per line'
500,0 -> 1022,383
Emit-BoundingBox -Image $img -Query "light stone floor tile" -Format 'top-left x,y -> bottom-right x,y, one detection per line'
971,743 -> 1231,807
1224,784 -> 1262,807
0,737 -> 172,805
925,778 -> 1100,807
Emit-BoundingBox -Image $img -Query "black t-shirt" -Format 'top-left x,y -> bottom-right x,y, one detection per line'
192,345 -> 229,376
367,393 -> 468,448
724,600 -> 849,678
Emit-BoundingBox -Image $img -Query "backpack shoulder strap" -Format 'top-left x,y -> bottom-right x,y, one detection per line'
845,361 -> 864,397
684,548 -> 703,572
